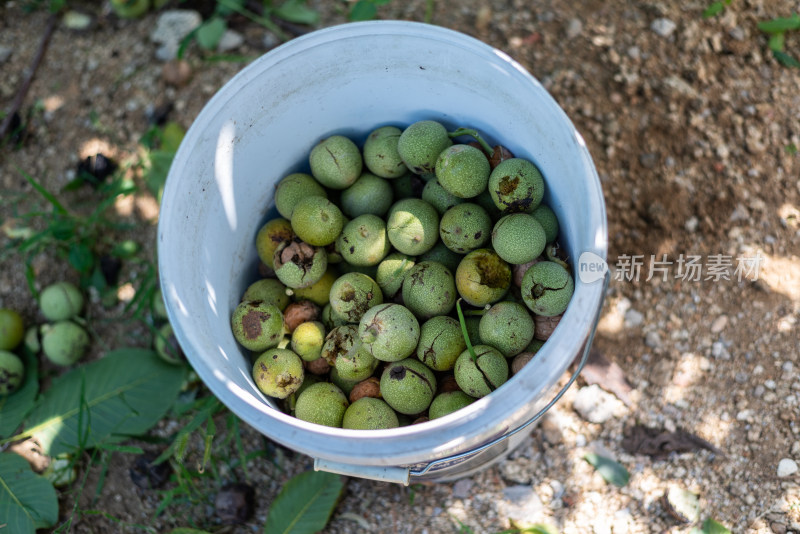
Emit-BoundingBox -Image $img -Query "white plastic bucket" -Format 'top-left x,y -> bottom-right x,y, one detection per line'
158,21 -> 608,484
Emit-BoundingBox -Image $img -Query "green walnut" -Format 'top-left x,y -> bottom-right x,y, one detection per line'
329,366 -> 361,397
386,198 -> 440,256
273,239 -> 328,289
363,125 -> 408,178
151,289 -> 169,321
439,203 -> 492,254
342,397 -> 400,430
358,303 -> 420,362
292,269 -> 337,307
429,391 -> 475,419
241,278 -> 290,311
435,144 -> 491,199
290,321 -> 326,362
340,173 -> 394,218
397,120 -> 453,175
0,350 -> 24,395
380,358 -> 437,415
478,301 -> 535,357
290,196 -> 344,247
255,218 -> 294,270
309,135 -> 363,190
454,345 -> 508,398
295,382 -> 349,427
491,213 -> 546,265
252,348 -> 304,399
0,308 -> 24,351
39,281 -> 84,322
41,321 -> 90,366
274,173 -> 327,219
230,300 -> 284,352
375,253 -> 416,297
421,178 -> 464,215
455,249 -> 511,307
328,272 -> 383,324
488,158 -> 545,213
521,261 -> 574,317
154,323 -> 185,365
416,315 -> 466,371
401,261 -> 457,320
322,324 -> 378,381
336,214 -> 391,267
418,241 -> 462,273
532,204 -> 559,244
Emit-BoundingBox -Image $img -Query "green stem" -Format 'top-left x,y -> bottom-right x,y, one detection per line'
448,127 -> 493,155
545,244 -> 570,270
456,299 -> 478,362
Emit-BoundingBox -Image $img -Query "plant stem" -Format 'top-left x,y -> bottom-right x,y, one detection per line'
0,14 -> 58,141
448,127 -> 493,155
456,299 -> 478,362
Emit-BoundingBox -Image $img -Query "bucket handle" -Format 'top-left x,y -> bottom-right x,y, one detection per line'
315,272 -> 608,485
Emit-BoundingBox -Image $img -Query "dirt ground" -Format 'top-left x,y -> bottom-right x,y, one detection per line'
1,0 -> 800,533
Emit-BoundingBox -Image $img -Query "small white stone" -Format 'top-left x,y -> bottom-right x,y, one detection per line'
710,315 -> 728,333
217,29 -> 244,52
572,385 -> 623,424
777,458 -> 798,477
565,18 -> 583,39
651,18 -> 677,37
624,309 -> 644,328
684,216 -> 699,233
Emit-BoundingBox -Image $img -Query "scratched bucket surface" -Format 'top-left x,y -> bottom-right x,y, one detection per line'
158,21 -> 608,484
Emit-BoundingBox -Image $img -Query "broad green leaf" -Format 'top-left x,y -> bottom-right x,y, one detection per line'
23,348 -> 185,456
757,14 -> 800,34
160,121 -> 186,153
0,348 -> 39,439
690,518 -> 731,534
349,1 -> 377,21
0,451 -> 59,533
583,452 -> 630,487
773,50 -> 800,68
196,17 -> 227,50
274,0 -> 320,25
264,470 -> 344,534
68,242 -> 95,273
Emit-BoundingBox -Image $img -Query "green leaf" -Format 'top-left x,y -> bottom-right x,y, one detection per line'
583,452 -> 630,487
23,348 -> 185,456
145,150 -> 176,203
455,299 -> 478,362
274,0 -> 320,25
195,17 -> 227,50
349,1 -> 377,21
768,32 -> 785,52
702,2 -> 725,18
690,518 -> 732,534
0,451 -> 59,533
68,242 -> 95,273
160,121 -> 186,153
757,14 -> 800,34
0,348 -> 39,439
773,50 -> 800,68
264,470 -> 344,534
